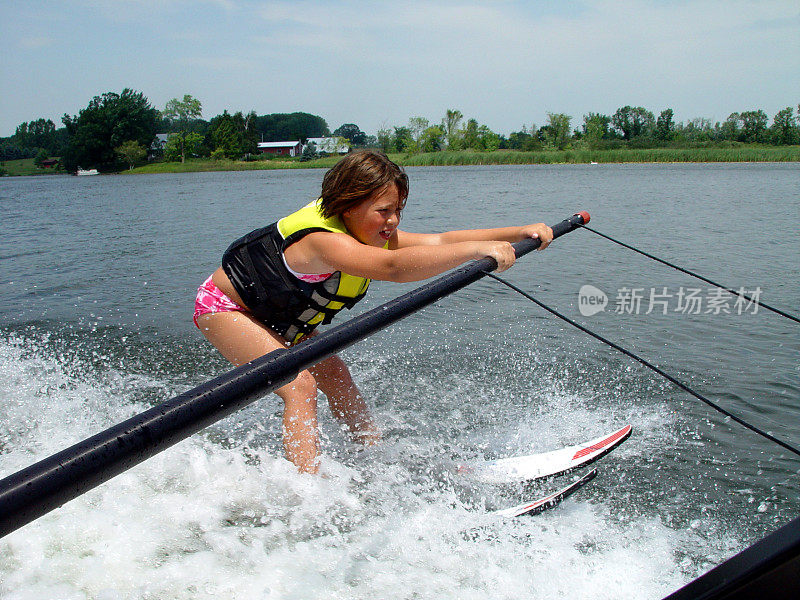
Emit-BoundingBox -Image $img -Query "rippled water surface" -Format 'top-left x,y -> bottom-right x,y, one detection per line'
1,163 -> 798,599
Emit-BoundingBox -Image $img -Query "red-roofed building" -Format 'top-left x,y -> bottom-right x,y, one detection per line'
258,141 -> 302,157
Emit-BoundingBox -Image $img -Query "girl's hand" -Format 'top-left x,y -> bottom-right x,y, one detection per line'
521,223 -> 554,250
477,241 -> 516,272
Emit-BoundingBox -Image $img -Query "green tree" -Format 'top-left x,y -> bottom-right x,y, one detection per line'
392,126 -> 412,152
210,117 -> 239,158
376,127 -> 393,153
506,129 -> 531,150
739,110 -> 768,143
419,125 -> 445,152
720,113 -> 742,141
333,123 -> 367,146
582,113 -> 611,148
163,94 -> 202,163
509,124 -> 542,151
655,109 -> 675,141
241,111 -> 259,155
14,118 -> 58,153
115,140 -> 146,169
406,116 -> 429,153
443,109 -> 463,149
462,118 -> 480,149
9,118 -> 69,157
457,118 -> 500,151
300,141 -> 318,161
207,110 -> 258,158
34,148 -> 49,167
611,106 -> 655,140
770,107 -> 796,145
62,89 -> 159,172
681,118 -> 715,142
477,124 -> 500,151
255,112 -> 329,142
0,142 -> 29,161
164,132 -> 204,161
545,113 -> 572,149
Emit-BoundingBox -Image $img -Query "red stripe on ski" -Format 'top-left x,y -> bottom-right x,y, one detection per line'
497,469 -> 599,517
571,425 -> 631,460
515,493 -> 556,513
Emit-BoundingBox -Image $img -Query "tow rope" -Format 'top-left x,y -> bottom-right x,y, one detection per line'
483,221 -> 800,460
578,223 -> 800,325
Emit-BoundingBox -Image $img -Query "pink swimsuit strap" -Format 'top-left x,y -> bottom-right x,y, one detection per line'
281,254 -> 333,283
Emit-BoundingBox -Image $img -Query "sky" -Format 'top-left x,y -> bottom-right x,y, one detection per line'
2,0 -> 798,138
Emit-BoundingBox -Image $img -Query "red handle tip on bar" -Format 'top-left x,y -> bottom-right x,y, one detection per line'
575,211 -> 590,224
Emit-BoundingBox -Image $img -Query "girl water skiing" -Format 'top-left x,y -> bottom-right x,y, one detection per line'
194,150 -> 553,473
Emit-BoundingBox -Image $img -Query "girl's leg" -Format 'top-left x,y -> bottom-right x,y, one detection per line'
197,311 -> 320,473
310,353 -> 381,445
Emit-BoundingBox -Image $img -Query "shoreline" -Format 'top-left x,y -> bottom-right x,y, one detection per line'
3,146 -> 799,177
130,147 -> 800,174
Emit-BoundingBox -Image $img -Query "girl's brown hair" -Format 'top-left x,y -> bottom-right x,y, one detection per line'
319,150 -> 409,219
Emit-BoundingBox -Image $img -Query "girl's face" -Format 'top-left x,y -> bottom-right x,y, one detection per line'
342,184 -> 402,247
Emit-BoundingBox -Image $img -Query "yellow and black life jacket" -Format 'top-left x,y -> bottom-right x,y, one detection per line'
221,199 -> 381,343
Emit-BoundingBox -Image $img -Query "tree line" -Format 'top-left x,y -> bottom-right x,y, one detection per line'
1,88 -> 798,172
0,90 -> 345,172
376,106 -> 800,154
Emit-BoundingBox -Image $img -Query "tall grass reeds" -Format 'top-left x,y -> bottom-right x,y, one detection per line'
396,146 -> 800,166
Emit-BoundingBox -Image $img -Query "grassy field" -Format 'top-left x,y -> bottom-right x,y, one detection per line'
0,158 -> 65,177
128,155 -> 343,174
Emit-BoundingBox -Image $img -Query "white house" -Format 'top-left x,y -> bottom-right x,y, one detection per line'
149,133 -> 170,158
305,137 -> 350,154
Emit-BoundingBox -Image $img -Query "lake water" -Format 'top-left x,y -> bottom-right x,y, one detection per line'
1,163 -> 798,599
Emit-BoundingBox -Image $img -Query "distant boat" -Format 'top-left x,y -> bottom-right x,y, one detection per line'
590,161 -> 599,165
76,168 -> 99,176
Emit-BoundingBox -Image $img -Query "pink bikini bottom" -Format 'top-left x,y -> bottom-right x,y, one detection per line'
193,275 -> 244,327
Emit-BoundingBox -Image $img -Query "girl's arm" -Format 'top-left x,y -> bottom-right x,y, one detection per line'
394,223 -> 553,250
286,231 -> 518,283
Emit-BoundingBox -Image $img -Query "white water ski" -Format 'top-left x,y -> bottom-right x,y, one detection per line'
493,469 -> 598,517
460,424 -> 631,484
